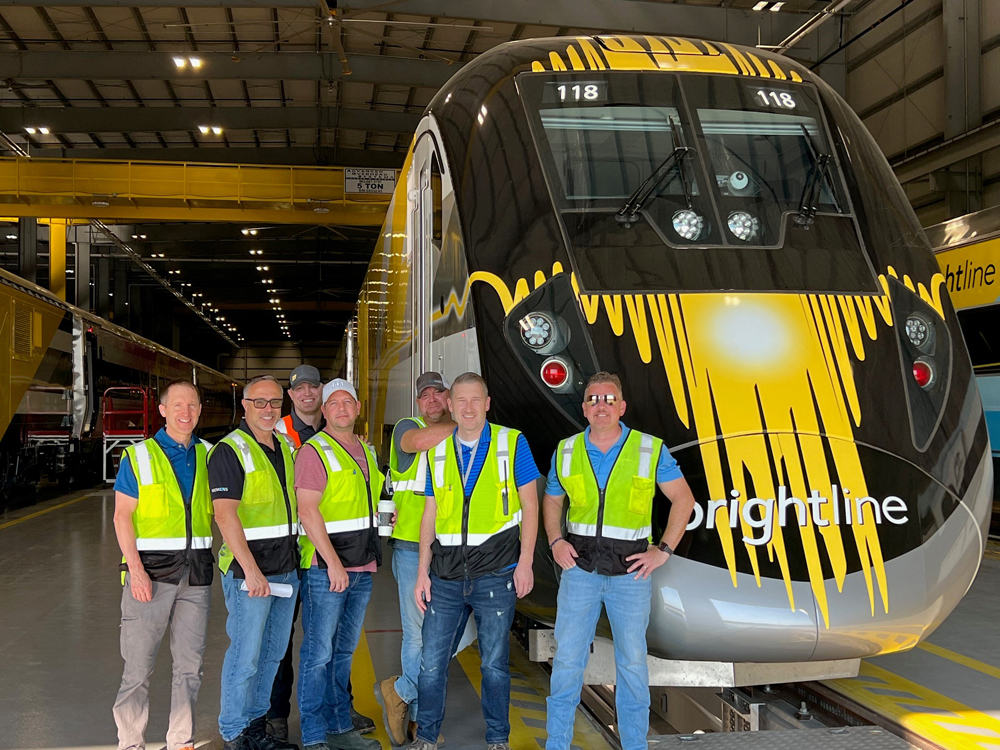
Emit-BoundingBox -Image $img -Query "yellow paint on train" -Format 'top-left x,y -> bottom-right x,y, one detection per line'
0,282 -> 67,441
935,236 -> 1000,312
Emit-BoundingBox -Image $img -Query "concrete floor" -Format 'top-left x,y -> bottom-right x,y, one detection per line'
0,490 -> 610,750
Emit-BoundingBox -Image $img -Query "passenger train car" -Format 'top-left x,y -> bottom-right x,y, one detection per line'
352,36 -> 992,663
0,266 -> 238,505
927,205 -> 1000,537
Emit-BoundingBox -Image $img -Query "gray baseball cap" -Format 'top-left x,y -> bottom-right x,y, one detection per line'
289,365 -> 322,388
415,371 -> 449,398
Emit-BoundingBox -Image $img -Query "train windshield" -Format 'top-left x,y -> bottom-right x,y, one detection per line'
520,71 -> 877,294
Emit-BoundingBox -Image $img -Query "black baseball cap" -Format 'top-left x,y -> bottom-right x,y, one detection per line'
415,371 -> 449,398
289,365 -> 322,388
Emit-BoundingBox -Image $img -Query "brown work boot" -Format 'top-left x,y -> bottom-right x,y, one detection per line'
375,677 -> 409,746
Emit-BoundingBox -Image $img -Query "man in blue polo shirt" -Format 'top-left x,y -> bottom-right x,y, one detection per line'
408,372 -> 540,750
112,380 -> 214,750
542,371 -> 696,750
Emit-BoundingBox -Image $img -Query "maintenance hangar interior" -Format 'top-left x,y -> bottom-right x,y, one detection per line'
0,2 -> 999,750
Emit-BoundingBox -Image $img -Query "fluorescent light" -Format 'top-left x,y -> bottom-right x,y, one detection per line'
198,125 -> 210,134
211,126 -> 223,135
770,1 -> 784,9
189,57 -> 202,69
753,1 -> 768,9
25,127 -> 36,135
38,127 -> 50,135
173,56 -> 187,68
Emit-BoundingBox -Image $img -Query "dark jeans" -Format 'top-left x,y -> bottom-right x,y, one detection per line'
267,592 -> 300,721
415,569 -> 517,745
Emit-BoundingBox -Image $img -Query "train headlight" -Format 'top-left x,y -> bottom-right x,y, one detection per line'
905,314 -> 933,351
519,312 -> 554,350
727,211 -> 758,242
672,209 -> 704,242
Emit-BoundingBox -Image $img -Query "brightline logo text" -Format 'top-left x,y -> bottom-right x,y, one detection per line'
685,485 -> 909,547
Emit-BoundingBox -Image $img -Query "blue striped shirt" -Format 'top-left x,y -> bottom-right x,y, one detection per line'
424,422 -> 540,497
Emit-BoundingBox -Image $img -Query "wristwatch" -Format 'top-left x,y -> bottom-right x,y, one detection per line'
657,541 -> 674,556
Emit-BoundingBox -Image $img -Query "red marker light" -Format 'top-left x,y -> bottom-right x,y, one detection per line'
541,357 -> 569,388
912,360 -> 934,389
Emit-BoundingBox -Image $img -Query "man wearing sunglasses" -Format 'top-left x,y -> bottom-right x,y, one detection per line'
542,372 -> 696,750
209,375 -> 300,750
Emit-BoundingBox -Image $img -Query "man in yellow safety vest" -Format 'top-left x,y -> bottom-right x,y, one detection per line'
542,372 -> 696,750
375,372 -> 456,746
112,380 -> 214,750
209,375 -> 300,750
407,372 -> 540,750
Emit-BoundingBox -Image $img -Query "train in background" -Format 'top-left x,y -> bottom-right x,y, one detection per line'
0,266 -> 239,506
927,205 -> 1000,536
348,35 -> 992,666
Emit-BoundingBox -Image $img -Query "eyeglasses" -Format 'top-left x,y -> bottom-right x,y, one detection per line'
585,394 -> 619,406
244,398 -> 283,409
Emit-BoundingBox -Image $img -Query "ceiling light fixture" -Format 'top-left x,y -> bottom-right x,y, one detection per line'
198,125 -> 210,134
38,127 -> 50,135
25,127 -> 36,135
211,126 -> 223,135
189,56 -> 203,69
172,56 -> 187,68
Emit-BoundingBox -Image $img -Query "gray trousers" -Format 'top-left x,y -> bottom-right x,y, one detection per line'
113,572 -> 211,750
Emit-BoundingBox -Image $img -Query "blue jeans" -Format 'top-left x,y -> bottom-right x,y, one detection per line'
416,570 -> 516,745
545,566 -> 651,750
219,570 -> 300,741
298,567 -> 373,746
391,547 -> 423,720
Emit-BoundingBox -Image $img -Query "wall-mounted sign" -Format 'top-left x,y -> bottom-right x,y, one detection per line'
936,237 -> 1000,311
345,168 -> 397,195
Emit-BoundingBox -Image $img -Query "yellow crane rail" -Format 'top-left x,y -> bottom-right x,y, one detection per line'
0,157 -> 393,225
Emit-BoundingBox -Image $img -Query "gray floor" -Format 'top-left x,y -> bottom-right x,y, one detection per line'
0,490 -> 540,750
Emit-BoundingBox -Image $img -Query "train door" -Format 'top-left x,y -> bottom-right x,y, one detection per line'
410,127 -> 480,387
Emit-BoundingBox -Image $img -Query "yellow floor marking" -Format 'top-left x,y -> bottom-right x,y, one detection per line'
0,492 -> 95,531
455,639 -> 612,750
351,628 -> 393,748
918,642 -> 1000,682
826,661 -> 1000,749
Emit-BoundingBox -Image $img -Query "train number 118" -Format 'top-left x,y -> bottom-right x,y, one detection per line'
557,84 -> 600,101
756,90 -> 797,109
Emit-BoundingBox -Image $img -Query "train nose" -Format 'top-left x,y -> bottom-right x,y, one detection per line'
646,437 -> 992,662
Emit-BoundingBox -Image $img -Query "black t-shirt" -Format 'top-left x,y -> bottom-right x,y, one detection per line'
208,420 -> 298,577
289,408 -> 324,445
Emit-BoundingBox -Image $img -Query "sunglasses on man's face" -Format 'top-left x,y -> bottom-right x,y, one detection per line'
584,394 -> 619,406
245,398 -> 283,409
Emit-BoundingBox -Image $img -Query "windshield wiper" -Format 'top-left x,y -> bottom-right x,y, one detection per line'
795,123 -> 842,227
616,117 -> 695,229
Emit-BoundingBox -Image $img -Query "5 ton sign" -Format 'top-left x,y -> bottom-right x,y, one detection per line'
345,168 -> 397,195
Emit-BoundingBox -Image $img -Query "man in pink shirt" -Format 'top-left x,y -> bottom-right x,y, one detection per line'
295,379 -> 384,750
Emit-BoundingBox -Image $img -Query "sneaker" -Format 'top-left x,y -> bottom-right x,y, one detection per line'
327,729 -> 381,750
374,677 -> 409,746
248,715 -> 299,750
406,740 -> 437,750
267,718 -> 290,743
351,708 -> 376,735
223,734 -> 254,750
486,745 -> 510,750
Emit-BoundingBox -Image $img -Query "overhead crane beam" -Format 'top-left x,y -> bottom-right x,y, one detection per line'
0,107 -> 422,136
0,157 -> 392,226
0,52 -> 460,88
38,147 -> 406,170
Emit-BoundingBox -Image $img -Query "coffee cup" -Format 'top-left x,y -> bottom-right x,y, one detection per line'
377,499 -> 396,537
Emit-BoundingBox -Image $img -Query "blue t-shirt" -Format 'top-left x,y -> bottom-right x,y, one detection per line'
114,428 -> 205,504
545,423 -> 682,496
425,422 -> 541,498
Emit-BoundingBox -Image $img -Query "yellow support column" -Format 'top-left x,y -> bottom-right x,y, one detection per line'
49,218 -> 67,300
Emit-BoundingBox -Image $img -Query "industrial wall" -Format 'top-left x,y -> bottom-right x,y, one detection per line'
845,0 -> 1000,226
220,343 -> 341,385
